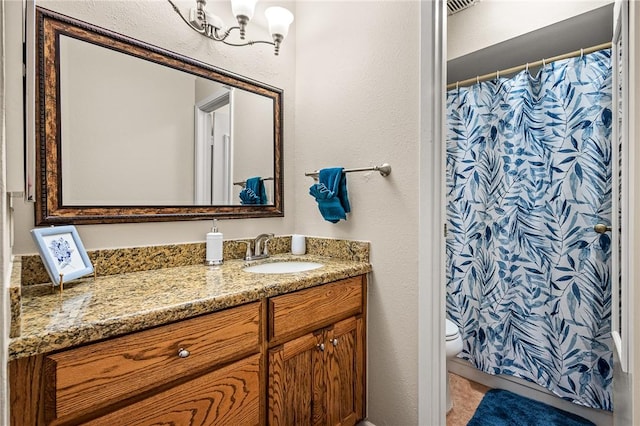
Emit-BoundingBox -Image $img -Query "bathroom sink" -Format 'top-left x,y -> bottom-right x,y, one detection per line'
243,261 -> 324,274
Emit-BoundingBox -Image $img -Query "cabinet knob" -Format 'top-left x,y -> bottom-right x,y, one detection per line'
317,343 -> 325,352
177,348 -> 190,358
331,338 -> 339,347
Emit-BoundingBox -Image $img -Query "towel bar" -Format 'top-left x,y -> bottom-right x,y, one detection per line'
233,177 -> 274,187
305,163 -> 391,179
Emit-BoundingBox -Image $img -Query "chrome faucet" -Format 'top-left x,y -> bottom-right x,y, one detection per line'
242,233 -> 274,261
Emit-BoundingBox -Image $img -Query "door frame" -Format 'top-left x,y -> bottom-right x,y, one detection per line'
418,1 -> 447,425
194,88 -> 234,205
612,0 -> 630,374
613,2 -> 639,425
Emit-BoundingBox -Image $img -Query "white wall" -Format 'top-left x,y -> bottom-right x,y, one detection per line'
448,0 -> 613,60
1,2 -> 9,424
12,0 -> 297,253
5,0 -> 23,195
295,2 -> 422,424
60,37 -> 196,205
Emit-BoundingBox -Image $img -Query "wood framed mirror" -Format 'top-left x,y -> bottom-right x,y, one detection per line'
34,7 -> 283,225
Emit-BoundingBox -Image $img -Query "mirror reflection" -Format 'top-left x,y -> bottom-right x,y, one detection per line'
60,35 -> 274,207
35,7 -> 283,224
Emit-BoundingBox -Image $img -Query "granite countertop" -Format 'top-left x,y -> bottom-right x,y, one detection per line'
9,254 -> 371,360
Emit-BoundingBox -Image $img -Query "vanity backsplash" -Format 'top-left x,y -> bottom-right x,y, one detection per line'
18,236 -> 370,286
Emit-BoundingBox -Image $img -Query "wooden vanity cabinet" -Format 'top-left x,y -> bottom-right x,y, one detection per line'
10,301 -> 263,426
267,276 -> 366,426
10,274 -> 367,426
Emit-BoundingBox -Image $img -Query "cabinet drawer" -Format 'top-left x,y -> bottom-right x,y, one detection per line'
269,276 -> 363,343
44,301 -> 261,423
84,354 -> 261,426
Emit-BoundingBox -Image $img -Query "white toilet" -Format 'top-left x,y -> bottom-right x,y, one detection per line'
445,318 -> 463,412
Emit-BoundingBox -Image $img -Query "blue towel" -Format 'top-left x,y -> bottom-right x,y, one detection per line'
239,177 -> 267,204
309,167 -> 351,223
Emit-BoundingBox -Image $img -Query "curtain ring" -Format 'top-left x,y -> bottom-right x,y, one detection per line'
496,70 -> 500,79
456,81 -> 459,90
525,62 -> 529,72
542,58 -> 546,67
477,75 -> 480,84
580,48 -> 584,58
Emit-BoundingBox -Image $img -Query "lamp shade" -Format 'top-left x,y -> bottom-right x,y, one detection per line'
231,0 -> 258,19
265,6 -> 294,39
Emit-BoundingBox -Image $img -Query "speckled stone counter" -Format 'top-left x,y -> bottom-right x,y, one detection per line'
9,259 -> 22,338
10,244 -> 371,360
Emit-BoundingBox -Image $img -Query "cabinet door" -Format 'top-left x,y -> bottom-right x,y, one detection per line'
268,331 -> 326,426
326,316 -> 364,426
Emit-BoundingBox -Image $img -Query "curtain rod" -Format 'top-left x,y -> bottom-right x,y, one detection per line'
446,42 -> 612,90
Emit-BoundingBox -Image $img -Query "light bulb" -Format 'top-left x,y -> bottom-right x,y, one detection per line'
265,6 -> 294,39
231,0 -> 258,20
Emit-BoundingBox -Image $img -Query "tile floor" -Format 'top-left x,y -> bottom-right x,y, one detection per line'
446,373 -> 491,426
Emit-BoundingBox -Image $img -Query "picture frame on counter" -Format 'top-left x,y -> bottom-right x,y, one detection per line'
30,225 -> 94,287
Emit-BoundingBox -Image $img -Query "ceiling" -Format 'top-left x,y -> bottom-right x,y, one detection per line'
447,3 -> 614,84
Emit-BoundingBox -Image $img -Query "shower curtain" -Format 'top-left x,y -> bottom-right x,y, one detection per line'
446,49 -> 613,411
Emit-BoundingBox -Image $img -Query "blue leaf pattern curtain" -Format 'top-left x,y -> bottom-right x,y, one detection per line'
446,49 -> 613,410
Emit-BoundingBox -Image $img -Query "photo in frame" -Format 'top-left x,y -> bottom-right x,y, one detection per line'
30,225 -> 94,286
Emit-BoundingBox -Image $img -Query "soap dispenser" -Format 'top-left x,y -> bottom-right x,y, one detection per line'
205,219 -> 223,266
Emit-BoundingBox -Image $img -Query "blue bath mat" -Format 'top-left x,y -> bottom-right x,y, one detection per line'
467,389 -> 595,426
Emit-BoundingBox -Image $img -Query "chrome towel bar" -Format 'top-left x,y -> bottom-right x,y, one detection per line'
233,177 -> 274,187
305,163 -> 392,180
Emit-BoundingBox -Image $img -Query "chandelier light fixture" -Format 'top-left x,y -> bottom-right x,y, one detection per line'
168,0 -> 294,55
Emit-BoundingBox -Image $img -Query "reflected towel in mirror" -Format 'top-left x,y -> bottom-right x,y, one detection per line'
239,177 -> 268,204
